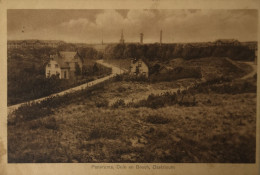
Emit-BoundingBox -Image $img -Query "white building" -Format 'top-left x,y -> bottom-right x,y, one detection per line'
130,58 -> 149,78
45,51 -> 83,79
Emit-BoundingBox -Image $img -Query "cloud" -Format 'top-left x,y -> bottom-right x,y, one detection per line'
8,9 -> 258,43
61,18 -> 94,28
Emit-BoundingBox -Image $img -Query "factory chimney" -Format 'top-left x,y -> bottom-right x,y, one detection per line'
140,33 -> 143,44
160,30 -> 162,46
119,30 -> 125,44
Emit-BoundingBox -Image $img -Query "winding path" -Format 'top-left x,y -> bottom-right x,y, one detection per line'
8,60 -> 125,114
225,58 -> 257,79
8,58 -> 257,114
240,61 -> 257,80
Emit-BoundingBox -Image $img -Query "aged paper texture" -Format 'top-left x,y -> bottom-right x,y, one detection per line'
0,0 -> 259,174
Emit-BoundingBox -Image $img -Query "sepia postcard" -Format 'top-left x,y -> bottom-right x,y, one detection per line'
0,0 -> 259,174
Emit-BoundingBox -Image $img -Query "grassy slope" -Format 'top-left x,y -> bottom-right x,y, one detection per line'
169,57 -> 250,80
8,80 -> 256,163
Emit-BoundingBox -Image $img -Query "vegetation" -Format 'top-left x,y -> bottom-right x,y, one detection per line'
8,47 -> 111,106
7,44 -> 256,163
132,91 -> 196,109
8,72 -> 256,163
104,43 -> 255,61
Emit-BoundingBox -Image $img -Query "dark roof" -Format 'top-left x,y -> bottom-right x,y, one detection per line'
131,58 -> 150,68
54,58 -> 70,69
59,51 -> 78,62
215,39 -> 240,43
53,51 -> 82,69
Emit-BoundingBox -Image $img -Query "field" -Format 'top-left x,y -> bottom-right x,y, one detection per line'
8,72 -> 256,163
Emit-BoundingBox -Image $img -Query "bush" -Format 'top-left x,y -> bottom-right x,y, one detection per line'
150,66 -> 202,82
28,120 -> 43,130
12,78 -> 113,122
43,117 -> 59,130
188,79 -> 256,94
112,99 -> 125,108
14,102 -> 54,121
146,115 -> 170,124
133,91 -> 196,109
95,100 -> 109,108
88,127 -> 121,140
27,117 -> 58,130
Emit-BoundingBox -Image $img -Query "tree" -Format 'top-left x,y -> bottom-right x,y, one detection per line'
75,63 -> 81,76
93,63 -> 99,73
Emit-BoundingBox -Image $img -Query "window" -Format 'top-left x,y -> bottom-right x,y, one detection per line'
64,71 -> 67,79
55,64 -> 59,68
47,70 -> 50,77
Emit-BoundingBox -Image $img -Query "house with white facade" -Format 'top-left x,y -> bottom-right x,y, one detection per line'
45,51 -> 83,79
129,58 -> 149,78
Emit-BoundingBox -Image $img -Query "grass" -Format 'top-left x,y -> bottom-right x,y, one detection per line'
8,78 -> 256,163
169,57 -> 247,80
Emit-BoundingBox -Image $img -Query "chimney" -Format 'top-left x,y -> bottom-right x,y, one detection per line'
120,29 -> 125,44
140,33 -> 143,44
160,30 -> 162,46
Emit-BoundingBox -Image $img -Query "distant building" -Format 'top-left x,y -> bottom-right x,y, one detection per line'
7,40 -> 65,49
45,51 -> 83,79
130,58 -> 149,78
214,39 -> 241,46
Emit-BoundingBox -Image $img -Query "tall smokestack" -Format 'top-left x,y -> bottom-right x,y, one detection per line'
120,29 -> 125,44
140,33 -> 143,44
160,30 -> 162,46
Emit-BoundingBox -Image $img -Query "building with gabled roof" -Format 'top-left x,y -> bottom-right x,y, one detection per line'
129,58 -> 149,78
214,39 -> 241,46
45,51 -> 83,79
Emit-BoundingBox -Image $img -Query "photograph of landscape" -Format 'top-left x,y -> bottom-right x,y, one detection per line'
7,9 -> 257,163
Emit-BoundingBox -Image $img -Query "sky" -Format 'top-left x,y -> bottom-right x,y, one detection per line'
7,9 -> 258,43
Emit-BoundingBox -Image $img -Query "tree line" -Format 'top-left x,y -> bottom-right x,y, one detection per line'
104,43 -> 255,61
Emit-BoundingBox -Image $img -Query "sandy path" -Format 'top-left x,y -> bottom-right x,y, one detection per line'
109,86 -> 186,105
225,58 -> 256,79
240,61 -> 257,80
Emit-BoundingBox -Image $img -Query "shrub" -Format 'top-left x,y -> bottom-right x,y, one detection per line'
88,127 -> 121,140
188,79 -> 256,94
43,117 -> 59,130
133,91 -> 197,109
14,102 -> 54,121
27,117 -> 58,130
28,120 -> 43,130
150,66 -> 202,82
95,100 -> 109,108
112,99 -> 125,108
146,115 -> 170,124
117,87 -> 127,93
114,74 -> 124,81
